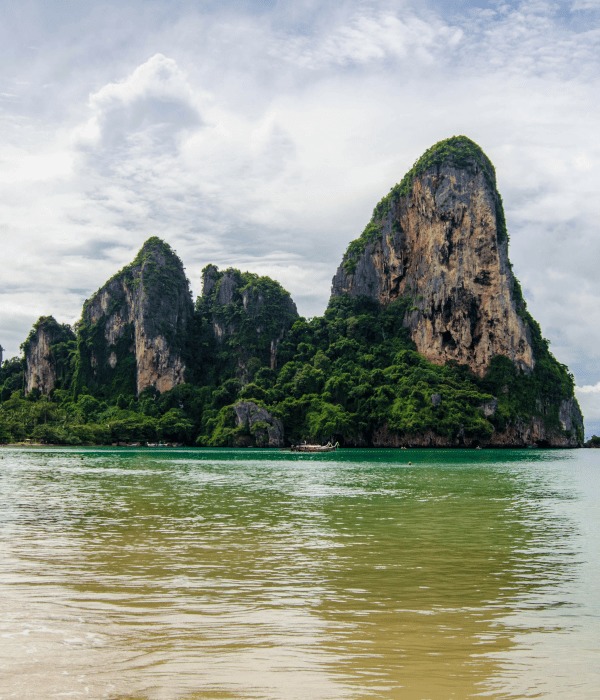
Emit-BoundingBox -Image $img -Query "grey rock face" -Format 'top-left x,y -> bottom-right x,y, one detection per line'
201,264 -> 219,298
332,162 -> 535,377
233,400 -> 285,447
559,398 -> 584,434
24,316 -> 75,395
199,266 -> 298,376
480,398 -> 498,417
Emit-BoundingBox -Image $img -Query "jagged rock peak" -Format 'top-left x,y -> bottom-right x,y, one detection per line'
201,264 -> 220,298
76,237 -> 194,396
132,235 -> 182,267
331,135 -> 532,377
23,316 -> 75,394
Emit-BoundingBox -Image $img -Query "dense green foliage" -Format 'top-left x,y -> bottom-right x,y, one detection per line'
237,295 -> 496,445
342,136 -> 507,273
0,357 -> 24,402
0,287 -> 581,447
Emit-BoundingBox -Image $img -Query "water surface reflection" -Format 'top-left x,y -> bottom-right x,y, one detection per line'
0,447 -> 597,699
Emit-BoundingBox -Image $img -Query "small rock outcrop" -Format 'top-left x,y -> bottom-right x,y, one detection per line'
23,316 -> 75,394
233,400 -> 284,447
75,237 -> 193,396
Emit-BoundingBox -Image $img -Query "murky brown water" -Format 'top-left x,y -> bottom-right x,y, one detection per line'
0,447 -> 598,699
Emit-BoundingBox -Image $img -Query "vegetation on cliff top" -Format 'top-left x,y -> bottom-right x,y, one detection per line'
394,135 -> 496,196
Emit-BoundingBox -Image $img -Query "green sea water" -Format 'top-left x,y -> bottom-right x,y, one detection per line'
0,447 -> 598,699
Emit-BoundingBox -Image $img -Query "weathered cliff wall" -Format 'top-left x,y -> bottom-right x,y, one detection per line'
332,138 -> 534,377
198,265 -> 298,378
23,316 -> 75,394
76,237 -> 193,396
331,136 -> 583,446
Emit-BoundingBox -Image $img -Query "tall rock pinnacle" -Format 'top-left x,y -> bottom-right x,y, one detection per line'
23,316 -> 75,394
331,136 -> 534,377
75,237 -> 194,396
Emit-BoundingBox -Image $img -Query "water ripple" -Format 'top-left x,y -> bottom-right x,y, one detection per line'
0,447 -> 598,699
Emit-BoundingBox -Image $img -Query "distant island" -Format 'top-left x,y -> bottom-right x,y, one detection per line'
0,136 -> 584,448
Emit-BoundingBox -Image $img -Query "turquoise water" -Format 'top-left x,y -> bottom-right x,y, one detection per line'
0,447 -> 598,699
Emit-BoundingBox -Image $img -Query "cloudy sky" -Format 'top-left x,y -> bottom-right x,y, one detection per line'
1,0 -> 600,434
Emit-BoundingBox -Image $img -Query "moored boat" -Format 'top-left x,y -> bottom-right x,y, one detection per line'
290,442 -> 338,453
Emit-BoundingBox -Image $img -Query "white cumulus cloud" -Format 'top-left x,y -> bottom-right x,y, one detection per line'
572,0 -> 600,9
77,53 -> 201,155
577,382 -> 600,394
576,383 -> 600,436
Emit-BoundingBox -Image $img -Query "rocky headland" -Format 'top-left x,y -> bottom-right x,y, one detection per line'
0,136 -> 584,448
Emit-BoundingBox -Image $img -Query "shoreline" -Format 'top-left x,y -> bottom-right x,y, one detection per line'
0,442 -> 590,450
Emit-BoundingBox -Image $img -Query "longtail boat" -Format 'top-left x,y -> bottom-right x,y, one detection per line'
290,442 -> 338,453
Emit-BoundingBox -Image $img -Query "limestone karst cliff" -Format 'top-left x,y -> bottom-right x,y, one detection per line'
23,316 -> 75,395
2,136 -> 584,448
332,136 -> 533,376
75,237 -> 194,396
330,136 -> 582,446
196,264 -> 298,381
